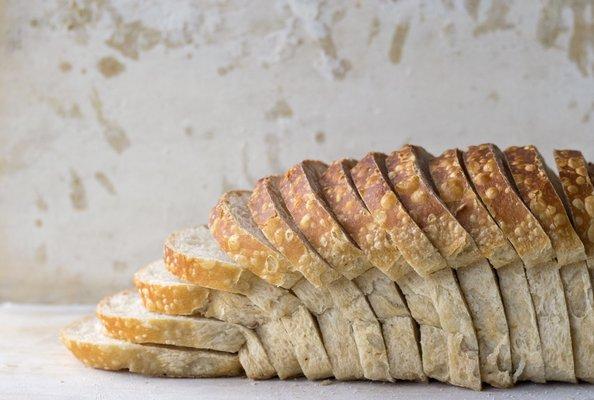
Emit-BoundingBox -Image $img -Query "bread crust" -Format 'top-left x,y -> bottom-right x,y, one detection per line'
464,144 -> 554,267
249,175 -> 340,287
428,149 -> 519,268
351,152 -> 446,276
386,145 -> 482,269
320,159 -> 410,280
62,317 -> 243,377
134,260 -> 212,316
554,150 -> 594,260
164,226 -> 253,294
209,191 -> 302,288
279,160 -> 373,279
506,146 -> 586,266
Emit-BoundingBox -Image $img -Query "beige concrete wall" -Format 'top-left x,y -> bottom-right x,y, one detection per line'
1,0 -> 593,303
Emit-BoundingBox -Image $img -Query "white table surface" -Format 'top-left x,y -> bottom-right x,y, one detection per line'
1,303 -> 593,400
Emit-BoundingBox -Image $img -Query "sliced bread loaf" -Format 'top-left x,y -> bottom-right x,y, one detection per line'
62,316 -> 243,377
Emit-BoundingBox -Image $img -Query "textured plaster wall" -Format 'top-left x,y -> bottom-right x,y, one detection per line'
1,0 -> 593,303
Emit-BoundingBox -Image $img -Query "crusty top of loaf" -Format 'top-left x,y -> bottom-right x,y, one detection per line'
319,158 -> 411,280
386,145 -> 482,269
209,191 -> 302,288
464,144 -> 554,267
351,152 -> 446,276
428,148 -> 519,268
554,150 -> 594,258
505,145 -> 586,266
279,160 -> 373,280
249,175 -> 340,287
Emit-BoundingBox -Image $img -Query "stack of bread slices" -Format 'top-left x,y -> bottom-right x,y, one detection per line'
62,144 -> 594,390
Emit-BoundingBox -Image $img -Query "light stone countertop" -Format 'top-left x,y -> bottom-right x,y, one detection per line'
2,303 -> 593,400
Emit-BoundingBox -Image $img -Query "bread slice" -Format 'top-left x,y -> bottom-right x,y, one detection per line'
505,145 -> 579,382
385,145 -> 481,390
134,260 -> 212,316
554,150 -> 594,266
208,194 -> 333,380
350,152 -> 450,384
249,176 -> 341,287
209,191 -> 302,288
97,290 -> 247,353
551,150 -> 594,383
464,144 -> 546,383
278,162 -> 392,381
351,152 -> 447,276
164,226 -> 253,294
135,260 -> 267,327
319,158 -> 425,381
428,148 -> 514,387
62,316 -> 243,377
249,176 -> 365,380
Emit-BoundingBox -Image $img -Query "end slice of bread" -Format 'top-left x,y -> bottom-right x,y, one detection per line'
61,316 -> 243,377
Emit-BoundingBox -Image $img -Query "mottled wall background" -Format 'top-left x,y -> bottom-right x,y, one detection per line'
1,0 -> 593,303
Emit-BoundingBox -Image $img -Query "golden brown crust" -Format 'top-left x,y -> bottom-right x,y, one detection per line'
279,160 -> 372,279
351,152 -> 446,276
319,159 -> 411,280
505,146 -> 586,266
209,191 -> 302,288
249,176 -> 340,287
164,228 -> 253,294
428,149 -> 519,268
134,277 -> 211,316
554,150 -> 594,259
386,145 -> 482,269
464,144 -> 554,267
